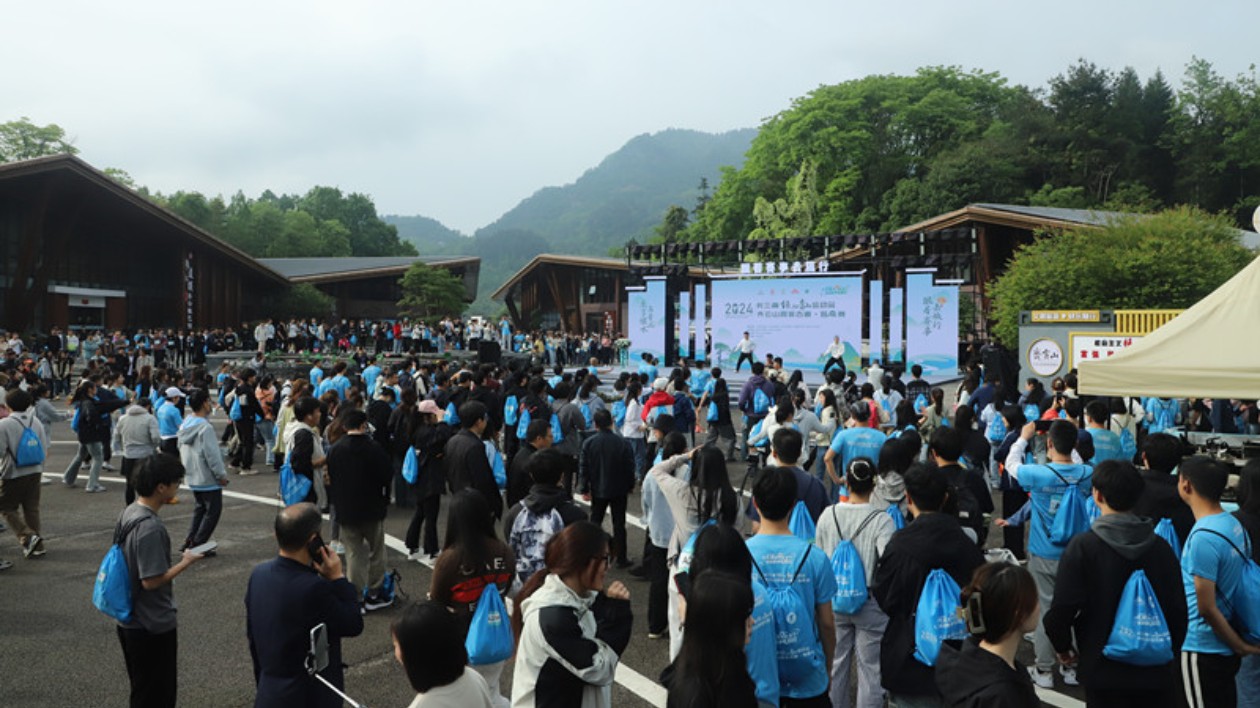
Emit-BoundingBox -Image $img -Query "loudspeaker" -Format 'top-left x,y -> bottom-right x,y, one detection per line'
478,340 -> 502,366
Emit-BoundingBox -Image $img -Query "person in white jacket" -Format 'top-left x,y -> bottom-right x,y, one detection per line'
511,521 -> 632,708
177,389 -> 228,552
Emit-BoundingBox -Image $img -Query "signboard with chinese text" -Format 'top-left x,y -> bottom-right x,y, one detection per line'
1068,332 -> 1143,369
1031,310 -> 1101,324
694,284 -> 707,361
709,275 -> 862,371
627,279 -> 665,364
904,270 -> 959,376
1028,338 -> 1065,377
868,280 -> 883,363
888,287 -> 904,364
737,260 -> 831,277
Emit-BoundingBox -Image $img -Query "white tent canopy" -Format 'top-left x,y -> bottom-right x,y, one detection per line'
1079,254 -> 1260,399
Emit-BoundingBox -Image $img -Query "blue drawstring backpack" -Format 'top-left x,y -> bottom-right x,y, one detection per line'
887,504 -> 906,530
13,418 -> 45,467
71,406 -> 81,433
913,568 -> 967,666
503,395 -> 519,427
485,441 -> 506,489
1119,428 -> 1137,462
401,447 -> 419,484
1049,469 -> 1092,546
748,420 -> 769,450
1153,518 -> 1181,560
830,508 -> 884,614
752,388 -> 771,416
612,400 -> 627,428
913,393 -> 929,414
515,408 -> 533,440
443,402 -> 460,426
465,584 -> 513,665
986,412 -> 1007,444
1102,569 -> 1174,666
279,453 -> 311,506
549,412 -> 564,444
707,400 -> 719,423
1195,529 -> 1260,643
1023,404 -> 1040,425
1085,495 -> 1102,523
93,517 -> 145,623
580,401 -> 594,428
229,396 -> 242,422
753,548 -> 821,689
788,501 -> 816,543
676,519 -> 716,574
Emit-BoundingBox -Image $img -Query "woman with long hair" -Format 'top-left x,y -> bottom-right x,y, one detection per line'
698,368 -> 737,461
62,378 -> 129,492
511,521 -> 632,708
935,563 -> 1040,707
665,571 -> 757,708
919,387 -> 948,437
649,445 -> 740,658
430,489 -> 515,707
621,380 -> 648,479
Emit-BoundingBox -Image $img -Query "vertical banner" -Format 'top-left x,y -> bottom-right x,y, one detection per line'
184,250 -> 195,329
678,291 -> 690,360
888,287 -> 904,365
709,275 -> 863,371
905,270 -> 959,376
694,284 -> 707,362
627,278 -> 666,365
868,280 -> 883,364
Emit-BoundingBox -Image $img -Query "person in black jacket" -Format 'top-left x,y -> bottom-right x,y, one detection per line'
326,408 -> 395,610
1133,433 -> 1195,546
928,426 -> 994,545
871,464 -> 986,705
507,419 -> 552,510
229,368 -> 260,474
404,400 -> 452,562
443,400 -> 503,520
1043,459 -> 1188,707
62,379 -> 130,492
246,503 -> 363,708
935,563 -> 1041,708
580,409 -> 636,567
503,448 -> 589,539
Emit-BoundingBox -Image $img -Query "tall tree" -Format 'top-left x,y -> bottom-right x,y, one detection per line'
0,117 -> 77,163
397,263 -> 466,319
654,205 -> 690,243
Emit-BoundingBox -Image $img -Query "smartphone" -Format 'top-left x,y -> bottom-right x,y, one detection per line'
187,541 -> 217,556
307,533 -> 326,566
1034,419 -> 1054,433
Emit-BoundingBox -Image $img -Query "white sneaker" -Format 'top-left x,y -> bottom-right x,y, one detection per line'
1027,666 -> 1053,689
1059,665 -> 1079,686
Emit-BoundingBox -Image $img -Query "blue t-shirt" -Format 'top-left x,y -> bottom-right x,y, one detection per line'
361,365 -> 381,395
329,374 -> 351,399
638,363 -> 658,381
1182,512 -> 1251,655
828,427 -> 887,475
156,401 -> 183,438
744,534 -> 837,699
1016,462 -> 1093,560
1087,428 -> 1125,463
309,366 -> 323,387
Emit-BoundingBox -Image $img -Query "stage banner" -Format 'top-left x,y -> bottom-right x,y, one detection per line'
678,291 -> 690,359
868,280 -> 883,363
694,284 -> 707,362
888,287 -> 904,364
709,275 -> 863,372
905,270 -> 959,376
627,279 -> 666,365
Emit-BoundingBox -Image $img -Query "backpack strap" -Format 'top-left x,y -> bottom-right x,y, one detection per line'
851,509 -> 886,543
113,514 -> 149,547
1193,527 -> 1252,562
789,545 -> 812,585
751,556 -> 770,586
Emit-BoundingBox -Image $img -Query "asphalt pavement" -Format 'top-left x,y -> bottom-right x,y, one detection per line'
0,406 -> 1085,708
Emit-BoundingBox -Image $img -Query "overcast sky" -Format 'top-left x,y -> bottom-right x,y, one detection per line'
3,1 -> 1255,234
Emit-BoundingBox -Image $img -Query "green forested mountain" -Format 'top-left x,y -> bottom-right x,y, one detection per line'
686,60 -> 1260,242
385,127 -> 757,314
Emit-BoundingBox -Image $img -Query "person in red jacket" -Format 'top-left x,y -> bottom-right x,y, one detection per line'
641,378 -> 675,423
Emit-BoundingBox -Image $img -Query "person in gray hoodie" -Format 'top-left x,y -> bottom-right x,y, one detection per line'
0,388 -> 51,561
115,398 -> 162,505
177,389 -> 228,552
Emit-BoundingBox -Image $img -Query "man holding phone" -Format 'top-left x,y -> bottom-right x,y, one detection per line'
246,503 -> 364,707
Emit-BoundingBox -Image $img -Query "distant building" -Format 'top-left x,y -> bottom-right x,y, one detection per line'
0,155 -> 478,332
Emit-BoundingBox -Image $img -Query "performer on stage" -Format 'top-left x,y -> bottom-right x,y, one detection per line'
734,332 -> 756,373
822,336 -> 846,377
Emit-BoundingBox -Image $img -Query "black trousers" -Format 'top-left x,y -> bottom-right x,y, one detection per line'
117,626 -> 177,708
736,351 -> 755,372
1181,651 -> 1241,708
823,357 -> 846,376
1002,488 -> 1028,560
590,495 -> 628,562
159,438 -> 178,457
121,457 -> 140,506
186,489 -> 222,547
231,419 -> 255,469
405,494 -> 441,555
644,542 -> 668,634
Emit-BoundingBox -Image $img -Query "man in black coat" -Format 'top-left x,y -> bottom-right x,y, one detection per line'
326,410 -> 394,609
507,418 -> 552,510
579,409 -> 636,567
442,400 -> 503,519
872,464 -> 985,705
1044,459 -> 1187,706
1133,433 -> 1196,545
246,503 -> 363,708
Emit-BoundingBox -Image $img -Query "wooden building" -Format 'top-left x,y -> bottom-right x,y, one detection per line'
0,155 -> 481,332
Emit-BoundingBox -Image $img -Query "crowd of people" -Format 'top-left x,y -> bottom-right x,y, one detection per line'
0,322 -> 1259,708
